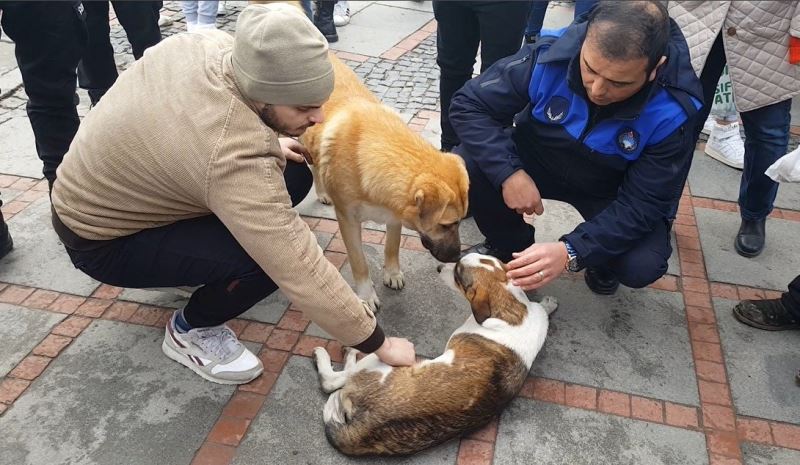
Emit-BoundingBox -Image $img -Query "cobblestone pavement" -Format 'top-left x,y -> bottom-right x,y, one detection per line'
1,2 -> 799,465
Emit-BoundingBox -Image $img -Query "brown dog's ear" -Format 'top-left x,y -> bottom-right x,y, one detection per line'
469,286 -> 492,324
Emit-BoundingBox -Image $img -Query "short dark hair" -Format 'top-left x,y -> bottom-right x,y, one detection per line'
586,1 -> 670,72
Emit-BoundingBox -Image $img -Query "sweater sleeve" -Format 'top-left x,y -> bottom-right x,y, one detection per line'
206,107 -> 384,352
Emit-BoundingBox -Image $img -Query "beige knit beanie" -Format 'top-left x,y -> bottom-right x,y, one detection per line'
232,3 -> 334,105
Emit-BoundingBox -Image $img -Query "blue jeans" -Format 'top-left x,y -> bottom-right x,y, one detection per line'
525,0 -> 597,37
693,33 -> 790,221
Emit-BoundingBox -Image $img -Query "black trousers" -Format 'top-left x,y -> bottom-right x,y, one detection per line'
782,275 -> 800,319
0,1 -> 87,187
78,1 -> 161,105
64,162 -> 313,328
456,140 -> 674,289
433,0 -> 532,151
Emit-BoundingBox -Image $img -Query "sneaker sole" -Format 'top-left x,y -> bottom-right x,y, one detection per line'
732,306 -> 800,331
161,339 -> 263,385
704,146 -> 743,170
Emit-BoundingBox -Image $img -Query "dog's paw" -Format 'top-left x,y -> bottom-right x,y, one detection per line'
313,346 -> 331,369
383,268 -> 405,290
357,285 -> 381,313
538,296 -> 558,315
317,193 -> 332,205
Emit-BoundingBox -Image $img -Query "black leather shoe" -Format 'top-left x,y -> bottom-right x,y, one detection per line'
732,299 -> 800,331
735,218 -> 766,257
584,267 -> 619,295
0,211 -> 12,260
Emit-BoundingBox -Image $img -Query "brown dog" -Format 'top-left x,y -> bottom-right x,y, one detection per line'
313,253 -> 557,456
301,54 -> 469,311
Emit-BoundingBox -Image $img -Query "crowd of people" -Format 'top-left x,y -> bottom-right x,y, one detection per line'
0,1 -> 797,385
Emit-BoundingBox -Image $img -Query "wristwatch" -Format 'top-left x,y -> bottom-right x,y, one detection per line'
561,239 -> 582,272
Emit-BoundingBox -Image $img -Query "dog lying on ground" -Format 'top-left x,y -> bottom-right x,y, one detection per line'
300,53 -> 469,311
312,253 -> 557,456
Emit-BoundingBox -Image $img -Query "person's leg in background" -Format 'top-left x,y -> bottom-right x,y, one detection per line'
300,0 -> 313,20
735,99 -> 791,257
0,1 -> 87,189
573,0 -> 597,17
433,1 -> 480,152
704,67 -> 744,170
77,1 -> 117,106
313,1 -> 338,43
111,1 -> 161,58
195,1 -> 219,29
524,1 -> 549,44
474,1 -> 532,74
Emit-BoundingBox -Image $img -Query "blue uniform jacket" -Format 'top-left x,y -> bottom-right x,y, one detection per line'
449,17 -> 704,267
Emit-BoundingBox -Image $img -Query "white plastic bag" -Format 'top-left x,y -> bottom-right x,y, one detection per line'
765,146 -> 800,183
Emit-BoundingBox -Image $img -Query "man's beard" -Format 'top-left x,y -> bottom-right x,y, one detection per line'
259,105 -> 311,137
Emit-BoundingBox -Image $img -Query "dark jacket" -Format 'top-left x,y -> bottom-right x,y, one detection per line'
449,16 -> 704,267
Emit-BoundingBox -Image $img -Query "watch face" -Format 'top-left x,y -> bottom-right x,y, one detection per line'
567,257 -> 581,272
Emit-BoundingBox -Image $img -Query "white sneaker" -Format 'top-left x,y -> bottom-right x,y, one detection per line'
217,1 -> 226,16
333,1 -> 350,26
158,14 -> 173,28
705,121 -> 744,170
701,114 -> 714,135
162,311 -> 263,384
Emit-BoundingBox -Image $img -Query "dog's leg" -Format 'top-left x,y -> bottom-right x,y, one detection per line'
337,209 -> 380,311
313,347 -> 348,393
382,221 -> 405,290
342,347 -> 359,373
310,163 -> 332,205
538,296 -> 559,315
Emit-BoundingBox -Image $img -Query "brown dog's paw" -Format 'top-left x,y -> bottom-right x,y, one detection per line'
383,269 -> 405,290
318,193 -> 333,205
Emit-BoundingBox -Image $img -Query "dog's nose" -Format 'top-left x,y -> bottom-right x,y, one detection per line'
436,264 -> 444,273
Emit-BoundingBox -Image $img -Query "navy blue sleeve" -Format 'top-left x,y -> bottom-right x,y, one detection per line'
449,46 -> 537,191
563,122 -> 694,266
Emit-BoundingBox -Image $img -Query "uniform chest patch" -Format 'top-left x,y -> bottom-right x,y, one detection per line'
545,96 -> 569,123
616,128 -> 640,154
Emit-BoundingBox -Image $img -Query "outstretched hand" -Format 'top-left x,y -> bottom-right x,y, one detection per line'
279,137 -> 312,164
506,242 -> 568,291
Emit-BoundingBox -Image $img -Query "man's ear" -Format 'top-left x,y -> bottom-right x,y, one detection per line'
648,55 -> 667,82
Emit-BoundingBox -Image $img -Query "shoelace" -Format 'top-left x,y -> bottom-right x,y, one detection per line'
192,325 -> 241,361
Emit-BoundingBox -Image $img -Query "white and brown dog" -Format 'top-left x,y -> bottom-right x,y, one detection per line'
312,253 -> 557,456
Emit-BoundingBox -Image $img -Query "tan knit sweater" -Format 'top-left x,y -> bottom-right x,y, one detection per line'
51,30 -> 379,348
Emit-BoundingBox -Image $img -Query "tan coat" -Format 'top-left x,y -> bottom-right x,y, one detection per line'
667,1 -> 800,112
51,30 -> 379,348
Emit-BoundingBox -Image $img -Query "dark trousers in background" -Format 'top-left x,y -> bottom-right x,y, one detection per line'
0,1 -> 87,187
78,1 -> 161,105
692,33 -> 791,221
64,162 -> 313,328
782,275 -> 800,319
525,0 -> 596,38
433,0 -> 532,151
456,140 -> 673,290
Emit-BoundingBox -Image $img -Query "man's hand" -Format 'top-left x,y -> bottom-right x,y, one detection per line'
506,241 -> 568,291
278,137 -> 312,164
501,170 -> 544,215
374,336 -> 416,366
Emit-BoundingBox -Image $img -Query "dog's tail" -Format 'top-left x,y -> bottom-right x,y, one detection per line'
323,390 -> 382,456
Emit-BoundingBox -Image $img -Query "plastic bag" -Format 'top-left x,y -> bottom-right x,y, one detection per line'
765,146 -> 800,183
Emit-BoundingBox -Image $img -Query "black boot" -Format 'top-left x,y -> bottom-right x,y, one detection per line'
0,203 -> 12,260
313,1 -> 338,43
461,225 -> 535,263
735,218 -> 766,258
584,267 -> 619,295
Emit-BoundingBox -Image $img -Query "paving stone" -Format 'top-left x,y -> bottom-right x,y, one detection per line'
305,243 -> 470,359
330,3 -> 432,57
233,355 -> 459,465
688,150 -> 800,211
0,304 -> 65,377
494,399 -> 708,465
375,0 -> 433,12
714,297 -> 800,424
742,442 -> 800,465
531,279 -> 699,405
0,198 -> 100,296
696,208 -> 800,290
0,187 -> 23,203
0,117 -> 43,179
0,320 -> 235,465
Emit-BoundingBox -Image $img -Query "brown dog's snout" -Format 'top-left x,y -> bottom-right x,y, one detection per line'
421,234 -> 461,263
